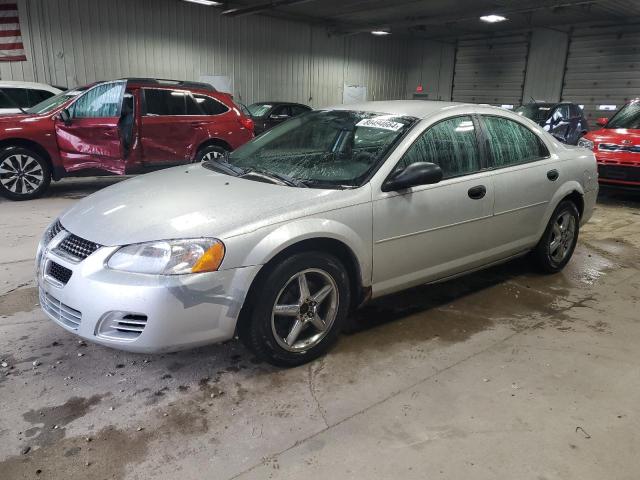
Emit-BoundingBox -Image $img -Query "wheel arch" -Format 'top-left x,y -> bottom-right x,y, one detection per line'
536,181 -> 585,240
234,230 -> 370,339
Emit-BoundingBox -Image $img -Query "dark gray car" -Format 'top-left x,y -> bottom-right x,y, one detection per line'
247,101 -> 311,135
516,102 -> 589,145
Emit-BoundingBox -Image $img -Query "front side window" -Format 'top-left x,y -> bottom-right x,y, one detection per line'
552,105 -> 569,122
29,89 -> 55,105
69,82 -> 125,118
515,104 -> 553,123
396,116 -> 481,179
291,105 -> 310,116
605,102 -> 640,129
221,110 -> 415,188
193,94 -> 228,115
144,89 -> 189,116
482,116 -> 549,168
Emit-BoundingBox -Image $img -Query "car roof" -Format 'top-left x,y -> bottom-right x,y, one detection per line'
326,100 -> 478,119
0,81 -> 61,93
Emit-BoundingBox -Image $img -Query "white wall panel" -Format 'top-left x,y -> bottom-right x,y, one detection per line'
405,39 -> 455,101
522,29 -> 569,103
2,0 -> 408,108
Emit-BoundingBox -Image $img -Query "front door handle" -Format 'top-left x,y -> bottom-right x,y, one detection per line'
547,169 -> 559,181
468,185 -> 486,200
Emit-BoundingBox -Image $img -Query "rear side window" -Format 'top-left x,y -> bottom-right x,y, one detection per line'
2,88 -> 29,107
193,94 -> 229,115
144,89 -> 189,115
397,115 -> 481,179
29,89 -> 55,105
482,116 -> 549,168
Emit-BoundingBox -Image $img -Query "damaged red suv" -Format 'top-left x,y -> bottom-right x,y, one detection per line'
579,99 -> 640,189
0,78 -> 254,200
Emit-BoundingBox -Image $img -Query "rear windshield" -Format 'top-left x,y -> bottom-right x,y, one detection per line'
606,102 -> 640,129
515,104 -> 553,123
26,87 -> 88,114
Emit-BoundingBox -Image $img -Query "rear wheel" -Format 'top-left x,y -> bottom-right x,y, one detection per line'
532,200 -> 580,273
193,144 -> 228,163
240,252 -> 351,367
0,147 -> 50,200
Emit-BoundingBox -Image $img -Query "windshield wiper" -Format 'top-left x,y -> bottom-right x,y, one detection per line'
241,169 -> 308,188
202,155 -> 246,177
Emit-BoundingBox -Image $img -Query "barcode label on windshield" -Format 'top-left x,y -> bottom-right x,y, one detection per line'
356,118 -> 404,131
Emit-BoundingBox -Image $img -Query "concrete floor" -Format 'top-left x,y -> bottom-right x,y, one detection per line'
1,179 -> 639,480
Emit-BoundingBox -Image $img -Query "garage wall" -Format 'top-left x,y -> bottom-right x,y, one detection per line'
562,25 -> 640,122
451,34 -> 530,106
405,40 -> 455,101
522,29 -> 569,103
1,0 -> 408,108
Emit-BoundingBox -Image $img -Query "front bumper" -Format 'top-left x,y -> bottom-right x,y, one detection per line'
596,161 -> 640,187
36,232 -> 260,353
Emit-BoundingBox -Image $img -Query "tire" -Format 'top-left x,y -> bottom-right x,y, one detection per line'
0,146 -> 51,200
240,252 -> 351,367
532,200 -> 580,273
193,144 -> 228,163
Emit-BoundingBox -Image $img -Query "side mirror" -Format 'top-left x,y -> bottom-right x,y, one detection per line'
596,117 -> 608,127
382,162 -> 443,192
58,108 -> 71,125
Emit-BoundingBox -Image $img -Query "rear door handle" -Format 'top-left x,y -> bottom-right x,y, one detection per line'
468,185 -> 486,200
547,169 -> 559,181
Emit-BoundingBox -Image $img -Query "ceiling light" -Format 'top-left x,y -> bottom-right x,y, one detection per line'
183,0 -> 222,6
480,14 -> 507,23
371,30 -> 391,36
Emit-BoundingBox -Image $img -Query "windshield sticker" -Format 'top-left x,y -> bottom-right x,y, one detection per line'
356,118 -> 404,131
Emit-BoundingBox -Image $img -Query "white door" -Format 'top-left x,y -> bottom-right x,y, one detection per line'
372,115 -> 495,297
479,115 -> 562,255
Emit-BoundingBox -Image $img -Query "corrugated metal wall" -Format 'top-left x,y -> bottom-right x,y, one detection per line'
522,29 -> 569,103
452,34 -> 530,106
405,40 -> 455,101
562,26 -> 640,121
1,0 -> 408,108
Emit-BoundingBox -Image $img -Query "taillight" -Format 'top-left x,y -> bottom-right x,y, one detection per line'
240,117 -> 254,131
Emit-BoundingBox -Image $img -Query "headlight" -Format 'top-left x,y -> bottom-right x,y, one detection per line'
107,238 -> 225,275
577,138 -> 594,150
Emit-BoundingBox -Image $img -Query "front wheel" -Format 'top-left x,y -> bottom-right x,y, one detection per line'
532,200 -> 580,273
0,147 -> 51,200
240,252 -> 351,367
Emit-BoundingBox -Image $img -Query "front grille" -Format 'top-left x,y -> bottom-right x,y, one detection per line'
47,261 -> 72,285
598,164 -> 640,183
40,289 -> 82,329
98,313 -> 148,341
599,143 -> 640,154
56,234 -> 101,261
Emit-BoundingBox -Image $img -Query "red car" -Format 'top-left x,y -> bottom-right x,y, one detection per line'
0,78 -> 254,200
579,99 -> 640,189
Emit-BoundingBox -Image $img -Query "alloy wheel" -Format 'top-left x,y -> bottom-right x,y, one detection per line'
271,268 -> 339,352
0,154 -> 44,195
202,150 -> 224,162
549,211 -> 576,263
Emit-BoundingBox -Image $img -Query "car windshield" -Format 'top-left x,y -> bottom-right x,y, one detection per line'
515,104 -> 553,123
605,102 -> 640,129
25,87 -> 87,114
247,103 -> 273,117
215,110 -> 415,188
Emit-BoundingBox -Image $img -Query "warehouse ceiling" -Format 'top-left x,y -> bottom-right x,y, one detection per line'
217,0 -> 640,38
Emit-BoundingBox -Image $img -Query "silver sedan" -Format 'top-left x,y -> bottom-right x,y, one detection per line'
36,101 -> 598,366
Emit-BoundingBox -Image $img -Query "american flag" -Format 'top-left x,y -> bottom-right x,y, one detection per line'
0,2 -> 25,62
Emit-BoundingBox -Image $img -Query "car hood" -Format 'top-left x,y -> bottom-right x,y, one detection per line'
584,127 -> 640,145
59,164 -> 363,246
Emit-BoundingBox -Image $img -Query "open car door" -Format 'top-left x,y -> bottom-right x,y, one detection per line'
55,80 -> 127,175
